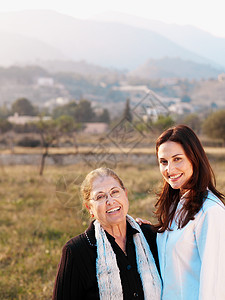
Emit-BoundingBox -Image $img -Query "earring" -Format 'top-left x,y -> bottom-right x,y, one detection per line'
90,211 -> 94,218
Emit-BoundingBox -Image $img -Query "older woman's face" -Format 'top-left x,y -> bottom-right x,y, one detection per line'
88,176 -> 129,229
158,141 -> 193,193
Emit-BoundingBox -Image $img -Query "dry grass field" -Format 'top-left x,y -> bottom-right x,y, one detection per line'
0,154 -> 225,299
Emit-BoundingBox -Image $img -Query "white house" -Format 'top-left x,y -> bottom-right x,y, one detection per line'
8,113 -> 51,125
83,122 -> 109,134
218,73 -> 225,82
37,77 -> 54,86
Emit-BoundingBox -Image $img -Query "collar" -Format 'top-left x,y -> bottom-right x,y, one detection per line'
84,220 -> 97,247
84,220 -> 140,247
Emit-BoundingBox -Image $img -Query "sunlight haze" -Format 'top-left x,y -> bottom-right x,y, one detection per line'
0,0 -> 225,38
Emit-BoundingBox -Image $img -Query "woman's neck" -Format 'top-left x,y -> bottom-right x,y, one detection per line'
103,222 -> 127,253
103,221 -> 126,238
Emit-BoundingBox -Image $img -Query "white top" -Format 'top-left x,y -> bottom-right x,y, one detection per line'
157,190 -> 225,300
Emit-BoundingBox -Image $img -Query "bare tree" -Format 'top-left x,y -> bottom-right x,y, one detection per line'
37,116 -> 78,175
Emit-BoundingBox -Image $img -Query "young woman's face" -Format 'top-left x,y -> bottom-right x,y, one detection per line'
157,141 -> 193,193
88,176 -> 129,230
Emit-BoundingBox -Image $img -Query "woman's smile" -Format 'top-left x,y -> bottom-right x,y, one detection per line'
158,141 -> 193,191
106,206 -> 121,214
169,173 -> 182,179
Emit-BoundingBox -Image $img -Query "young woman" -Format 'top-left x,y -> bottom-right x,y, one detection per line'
155,125 -> 225,299
52,167 -> 162,300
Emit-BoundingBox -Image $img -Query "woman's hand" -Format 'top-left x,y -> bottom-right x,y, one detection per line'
136,218 -> 152,226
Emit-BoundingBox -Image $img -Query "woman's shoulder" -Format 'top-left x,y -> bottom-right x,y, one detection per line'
193,191 -> 225,234
62,232 -> 86,256
194,191 -> 225,225
65,232 -> 86,247
140,223 -> 157,239
62,222 -> 96,256
202,191 -> 225,212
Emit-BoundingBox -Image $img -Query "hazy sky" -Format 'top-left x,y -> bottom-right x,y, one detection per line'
1,0 -> 225,38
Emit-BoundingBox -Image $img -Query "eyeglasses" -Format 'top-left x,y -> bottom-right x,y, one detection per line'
91,186 -> 124,202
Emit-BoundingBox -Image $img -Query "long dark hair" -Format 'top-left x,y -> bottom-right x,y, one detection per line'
155,125 -> 224,232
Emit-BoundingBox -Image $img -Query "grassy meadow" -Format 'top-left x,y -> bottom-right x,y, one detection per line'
1,156 -> 225,299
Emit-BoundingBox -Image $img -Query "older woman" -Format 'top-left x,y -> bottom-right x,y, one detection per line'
52,167 -> 162,300
155,125 -> 225,299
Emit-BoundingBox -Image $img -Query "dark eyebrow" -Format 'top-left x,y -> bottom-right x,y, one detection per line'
159,154 -> 184,160
172,154 -> 184,158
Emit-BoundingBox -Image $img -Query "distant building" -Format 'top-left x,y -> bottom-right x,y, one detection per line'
93,107 -> 105,116
142,107 -> 159,122
8,113 -> 51,125
218,73 -> 225,82
112,85 -> 149,93
83,122 -> 109,134
44,97 -> 70,110
37,77 -> 54,86
159,78 -> 180,85
169,102 -> 193,115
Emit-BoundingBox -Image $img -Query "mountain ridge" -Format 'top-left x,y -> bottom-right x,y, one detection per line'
128,57 -> 222,80
90,11 -> 225,68
0,10 -> 223,71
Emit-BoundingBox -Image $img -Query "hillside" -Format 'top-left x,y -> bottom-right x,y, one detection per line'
0,31 -> 66,66
91,11 -> 225,68
128,57 -> 222,80
0,10 -> 221,70
0,64 -> 225,111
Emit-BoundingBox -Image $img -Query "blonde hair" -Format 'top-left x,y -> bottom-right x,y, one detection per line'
81,167 -> 125,207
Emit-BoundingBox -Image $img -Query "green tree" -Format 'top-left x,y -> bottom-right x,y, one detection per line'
74,99 -> 95,122
52,101 -> 78,119
202,110 -> 225,145
123,98 -> 133,122
0,104 -> 10,119
182,113 -> 201,133
36,116 -> 78,175
153,115 -> 175,132
52,99 -> 96,123
0,119 -> 12,133
11,98 -> 37,116
135,121 -> 150,133
97,109 -> 110,123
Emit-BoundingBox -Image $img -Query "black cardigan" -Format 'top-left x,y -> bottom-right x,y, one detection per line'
52,221 -> 160,300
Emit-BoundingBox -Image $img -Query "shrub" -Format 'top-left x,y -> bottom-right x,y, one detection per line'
17,137 -> 41,147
